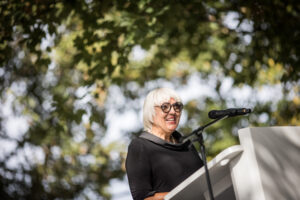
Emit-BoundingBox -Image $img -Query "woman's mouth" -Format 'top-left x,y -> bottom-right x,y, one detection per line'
165,117 -> 176,124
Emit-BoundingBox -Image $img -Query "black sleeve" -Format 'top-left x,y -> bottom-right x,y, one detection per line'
126,139 -> 155,200
190,143 -> 204,167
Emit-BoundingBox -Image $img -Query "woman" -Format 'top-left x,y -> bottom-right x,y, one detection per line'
126,88 -> 203,200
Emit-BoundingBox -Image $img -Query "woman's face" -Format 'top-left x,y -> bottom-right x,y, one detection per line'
152,98 -> 182,135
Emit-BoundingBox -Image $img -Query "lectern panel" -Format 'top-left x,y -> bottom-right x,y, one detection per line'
165,145 -> 243,200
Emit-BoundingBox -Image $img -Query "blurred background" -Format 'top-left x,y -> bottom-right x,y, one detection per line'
0,0 -> 299,199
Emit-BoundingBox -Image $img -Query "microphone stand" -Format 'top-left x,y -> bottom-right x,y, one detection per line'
181,115 -> 228,200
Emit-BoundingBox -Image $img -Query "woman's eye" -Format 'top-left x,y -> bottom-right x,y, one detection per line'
161,104 -> 169,110
174,103 -> 183,110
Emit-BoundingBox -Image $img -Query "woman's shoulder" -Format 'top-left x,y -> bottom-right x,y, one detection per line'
128,135 -> 149,150
126,136 -> 151,161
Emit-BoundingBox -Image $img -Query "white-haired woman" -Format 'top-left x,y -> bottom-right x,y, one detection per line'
126,88 -> 203,200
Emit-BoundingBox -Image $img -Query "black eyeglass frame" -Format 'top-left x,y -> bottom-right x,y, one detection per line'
155,102 -> 183,113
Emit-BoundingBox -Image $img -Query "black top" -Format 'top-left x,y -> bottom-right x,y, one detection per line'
126,131 -> 203,200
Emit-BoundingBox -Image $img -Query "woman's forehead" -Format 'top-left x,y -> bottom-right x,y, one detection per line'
156,97 -> 178,105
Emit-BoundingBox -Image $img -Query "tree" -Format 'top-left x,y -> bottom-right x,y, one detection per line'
0,0 -> 299,199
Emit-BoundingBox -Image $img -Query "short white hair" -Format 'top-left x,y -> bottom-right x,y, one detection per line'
143,88 -> 182,132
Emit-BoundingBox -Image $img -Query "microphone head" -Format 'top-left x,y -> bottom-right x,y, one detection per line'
208,110 -> 227,119
208,110 -> 214,119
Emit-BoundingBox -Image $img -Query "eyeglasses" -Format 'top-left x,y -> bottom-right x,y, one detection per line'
156,102 -> 183,113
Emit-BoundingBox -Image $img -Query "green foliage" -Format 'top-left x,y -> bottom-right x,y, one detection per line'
0,0 -> 299,199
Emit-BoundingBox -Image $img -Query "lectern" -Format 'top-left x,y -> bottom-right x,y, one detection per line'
165,126 -> 300,200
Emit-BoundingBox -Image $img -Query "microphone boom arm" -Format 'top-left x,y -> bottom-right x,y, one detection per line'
181,115 -> 228,200
182,115 -> 228,140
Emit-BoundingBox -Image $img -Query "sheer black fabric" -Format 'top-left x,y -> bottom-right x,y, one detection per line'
126,131 -> 203,200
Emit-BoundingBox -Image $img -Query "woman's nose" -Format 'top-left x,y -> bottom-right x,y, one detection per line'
169,105 -> 176,114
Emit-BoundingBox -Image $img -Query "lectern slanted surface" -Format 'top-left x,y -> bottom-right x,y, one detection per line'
165,145 -> 243,200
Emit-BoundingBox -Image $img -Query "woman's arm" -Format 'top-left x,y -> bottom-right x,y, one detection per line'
144,192 -> 169,200
126,139 -> 155,200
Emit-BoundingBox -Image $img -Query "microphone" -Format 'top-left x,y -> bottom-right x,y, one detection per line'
208,108 -> 251,119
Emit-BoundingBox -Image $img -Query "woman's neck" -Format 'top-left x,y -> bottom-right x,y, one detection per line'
150,128 -> 173,143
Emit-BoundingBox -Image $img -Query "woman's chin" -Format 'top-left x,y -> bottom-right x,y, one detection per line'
166,124 -> 178,132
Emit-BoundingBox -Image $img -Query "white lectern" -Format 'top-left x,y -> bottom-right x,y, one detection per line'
165,126 -> 300,200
